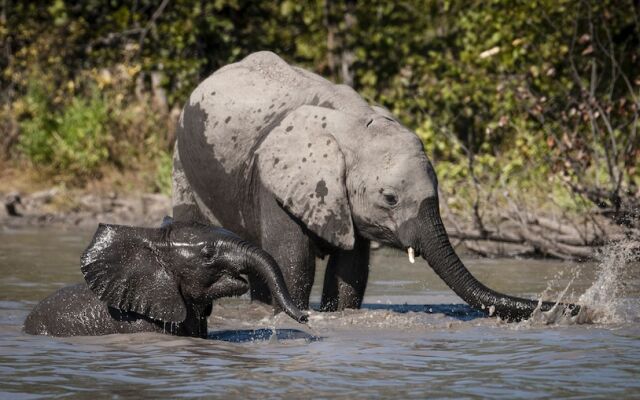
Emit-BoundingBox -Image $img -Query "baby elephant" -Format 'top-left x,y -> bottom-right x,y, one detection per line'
24,219 -> 308,337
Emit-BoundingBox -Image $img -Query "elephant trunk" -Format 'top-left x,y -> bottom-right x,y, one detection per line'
225,239 -> 308,323
413,197 -> 579,321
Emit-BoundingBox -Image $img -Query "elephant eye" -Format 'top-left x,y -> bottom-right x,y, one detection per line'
383,193 -> 398,206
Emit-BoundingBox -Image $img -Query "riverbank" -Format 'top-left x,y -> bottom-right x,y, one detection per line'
0,166 -> 170,229
0,187 -> 170,229
440,199 -> 636,261
2,181 -> 637,261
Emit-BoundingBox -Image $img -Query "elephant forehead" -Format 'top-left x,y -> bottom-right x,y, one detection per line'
371,125 -> 424,151
353,143 -> 436,198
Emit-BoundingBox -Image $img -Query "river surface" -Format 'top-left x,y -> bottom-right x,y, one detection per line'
0,227 -> 639,398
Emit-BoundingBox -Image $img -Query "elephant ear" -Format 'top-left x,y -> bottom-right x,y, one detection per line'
80,223 -> 187,323
256,105 -> 355,249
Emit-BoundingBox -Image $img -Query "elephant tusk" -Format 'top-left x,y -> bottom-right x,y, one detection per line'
408,247 -> 415,264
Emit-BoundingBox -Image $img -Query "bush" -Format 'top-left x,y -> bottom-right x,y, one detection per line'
18,82 -> 110,181
2,0 -> 637,218
154,150 -> 173,195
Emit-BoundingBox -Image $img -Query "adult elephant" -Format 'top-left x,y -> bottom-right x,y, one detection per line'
173,51 -> 578,321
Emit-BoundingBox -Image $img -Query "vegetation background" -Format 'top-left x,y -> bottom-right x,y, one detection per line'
1,0 -> 638,258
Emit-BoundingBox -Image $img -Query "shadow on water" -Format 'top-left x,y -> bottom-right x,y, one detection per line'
205,303 -> 483,342
208,328 -> 322,342
207,304 -> 484,342
361,303 -> 486,320
311,302 -> 486,321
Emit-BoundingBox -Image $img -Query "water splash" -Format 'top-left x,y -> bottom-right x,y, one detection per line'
522,241 -> 639,326
578,241 -> 639,323
520,272 -> 589,326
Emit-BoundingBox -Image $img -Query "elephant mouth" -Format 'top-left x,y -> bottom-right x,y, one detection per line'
230,274 -> 249,287
229,274 -> 249,290
353,216 -> 403,248
405,246 -> 421,256
403,246 -> 421,264
208,274 -> 250,299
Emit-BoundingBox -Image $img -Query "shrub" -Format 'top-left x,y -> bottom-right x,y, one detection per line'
154,150 -> 173,195
18,82 -> 110,181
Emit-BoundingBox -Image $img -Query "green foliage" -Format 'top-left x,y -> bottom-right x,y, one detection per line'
18,82 -> 110,180
154,150 -> 173,195
1,0 -> 637,212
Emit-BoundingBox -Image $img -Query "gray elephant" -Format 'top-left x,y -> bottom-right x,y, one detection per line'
24,219 -> 307,337
173,51 -> 578,321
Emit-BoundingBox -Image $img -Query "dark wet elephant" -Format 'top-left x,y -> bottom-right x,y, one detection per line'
24,220 -> 307,337
173,51 -> 578,320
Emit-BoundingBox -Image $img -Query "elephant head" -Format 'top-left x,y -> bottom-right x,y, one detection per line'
257,103 -> 579,321
80,221 -> 308,324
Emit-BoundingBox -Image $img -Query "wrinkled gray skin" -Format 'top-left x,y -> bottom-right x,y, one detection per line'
174,51 -> 579,321
24,219 -> 308,337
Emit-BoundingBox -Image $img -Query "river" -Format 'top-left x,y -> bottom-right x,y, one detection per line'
0,227 -> 638,398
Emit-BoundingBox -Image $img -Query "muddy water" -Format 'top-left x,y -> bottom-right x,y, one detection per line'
0,227 -> 639,398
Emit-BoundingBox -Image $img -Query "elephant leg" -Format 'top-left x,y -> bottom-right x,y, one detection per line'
254,186 -> 315,310
172,142 -> 225,226
320,237 -> 370,311
172,142 -> 205,222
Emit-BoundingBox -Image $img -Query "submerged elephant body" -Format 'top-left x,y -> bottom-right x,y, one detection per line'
24,283 -> 200,337
175,51 -> 579,320
24,221 -> 307,337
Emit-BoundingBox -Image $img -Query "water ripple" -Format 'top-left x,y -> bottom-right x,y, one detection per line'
1,231 -> 639,398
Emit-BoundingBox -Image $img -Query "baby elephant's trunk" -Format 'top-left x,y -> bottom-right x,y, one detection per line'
233,240 -> 308,323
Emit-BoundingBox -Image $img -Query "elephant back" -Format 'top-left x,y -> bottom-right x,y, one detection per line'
178,51 -> 371,178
